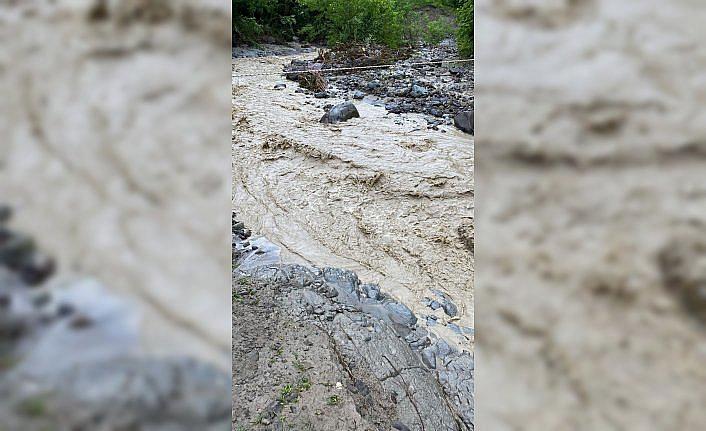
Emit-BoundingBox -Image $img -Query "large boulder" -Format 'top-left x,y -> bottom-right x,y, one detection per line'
454,111 -> 474,134
320,102 -> 360,124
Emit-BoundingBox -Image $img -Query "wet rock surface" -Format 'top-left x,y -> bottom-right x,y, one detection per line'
453,111 -> 474,135
232,215 -> 473,430
320,102 -> 361,124
0,205 -> 230,430
282,41 -> 473,132
0,357 -> 230,431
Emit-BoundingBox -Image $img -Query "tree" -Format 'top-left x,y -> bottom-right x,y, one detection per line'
457,0 -> 473,58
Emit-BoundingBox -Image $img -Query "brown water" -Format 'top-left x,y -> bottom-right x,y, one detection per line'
476,0 -> 706,428
0,1 -> 231,369
232,54 -> 474,340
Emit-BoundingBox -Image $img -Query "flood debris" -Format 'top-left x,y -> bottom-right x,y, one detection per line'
279,40 -> 473,132
298,71 -> 328,92
0,204 -> 55,287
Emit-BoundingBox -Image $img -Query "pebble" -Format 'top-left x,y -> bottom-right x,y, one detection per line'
431,289 -> 458,317
70,314 -> 93,329
410,84 -> 429,98
383,301 -> 417,327
57,302 -> 75,317
0,205 -> 11,224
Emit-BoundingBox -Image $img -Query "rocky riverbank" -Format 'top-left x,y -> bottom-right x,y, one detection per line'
0,204 -> 230,430
233,41 -> 319,59
232,213 -> 473,430
281,40 -> 473,132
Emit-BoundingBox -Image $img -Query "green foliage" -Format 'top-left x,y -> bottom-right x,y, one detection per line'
233,0 -> 473,50
300,0 -> 403,47
403,0 -> 462,10
233,15 -> 261,45
457,0 -> 473,57
233,0 -> 302,44
423,17 -> 455,45
280,384 -> 293,396
16,396 -> 47,418
297,377 -> 312,391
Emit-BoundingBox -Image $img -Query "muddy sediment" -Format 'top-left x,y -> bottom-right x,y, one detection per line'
233,43 -> 474,430
232,48 -> 474,347
476,0 -> 706,429
1,0 -> 232,368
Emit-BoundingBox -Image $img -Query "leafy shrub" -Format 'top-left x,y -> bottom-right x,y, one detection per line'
233,0 -> 301,44
233,15 -> 262,44
457,0 -> 473,57
300,0 -> 404,47
233,0 -> 472,51
423,17 -> 455,45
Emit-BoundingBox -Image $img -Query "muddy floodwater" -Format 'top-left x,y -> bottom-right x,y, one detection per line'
233,54 -> 474,342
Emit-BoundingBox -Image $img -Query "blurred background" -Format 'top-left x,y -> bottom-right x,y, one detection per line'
0,0 -> 231,429
476,0 -> 706,429
6,0 -> 706,429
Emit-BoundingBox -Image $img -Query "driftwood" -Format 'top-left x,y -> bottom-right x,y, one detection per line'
298,71 -> 327,91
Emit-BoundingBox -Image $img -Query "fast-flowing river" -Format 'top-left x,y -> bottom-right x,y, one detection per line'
233,53 -> 474,340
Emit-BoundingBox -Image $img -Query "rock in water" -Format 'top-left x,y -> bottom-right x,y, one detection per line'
454,111 -> 474,134
320,102 -> 360,124
410,84 -> 429,98
658,231 -> 706,322
0,204 -> 11,224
